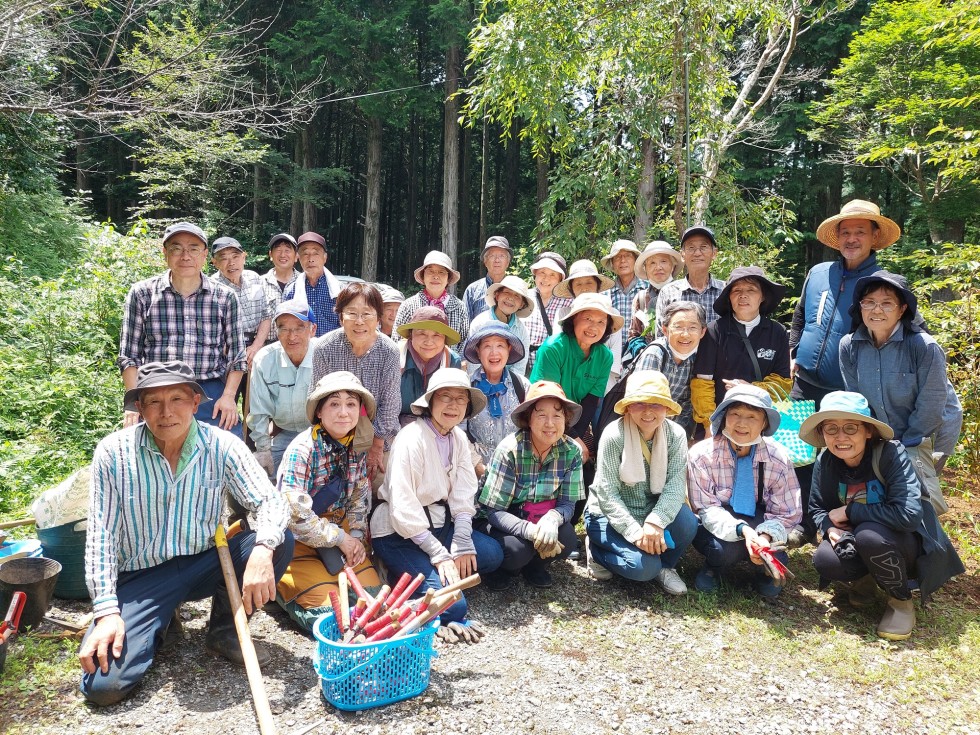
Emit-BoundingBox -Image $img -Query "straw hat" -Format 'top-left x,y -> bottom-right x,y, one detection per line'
713,266 -> 787,317
557,292 -> 625,333
709,384 -> 780,437
124,361 -> 206,412
511,381 -> 582,429
553,260 -> 615,299
411,367 -> 488,418
634,241 -> 683,281
600,239 -> 642,270
798,391 -> 894,448
486,275 -> 534,318
306,371 -> 376,424
815,200 -> 901,250
413,250 -> 461,286
396,305 -> 461,345
462,321 -> 525,365
613,370 -> 681,416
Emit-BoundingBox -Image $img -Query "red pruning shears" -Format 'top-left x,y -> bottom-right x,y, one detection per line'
758,547 -> 795,588
0,591 -> 27,644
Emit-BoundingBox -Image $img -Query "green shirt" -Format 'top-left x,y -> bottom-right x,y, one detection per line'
479,430 -> 584,511
529,332 -> 614,403
587,417 -> 688,542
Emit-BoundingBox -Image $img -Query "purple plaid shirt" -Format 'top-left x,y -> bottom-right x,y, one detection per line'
118,271 -> 247,379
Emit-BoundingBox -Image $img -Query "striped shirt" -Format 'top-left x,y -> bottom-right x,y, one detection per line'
655,274 -> 727,330
277,428 -> 370,548
522,290 -> 572,373
310,329 -> 401,447
605,276 -> 648,354
212,270 -> 271,340
118,271 -> 247,379
479,430 -> 584,511
86,421 -> 288,618
391,291 -> 470,344
462,275 -> 493,321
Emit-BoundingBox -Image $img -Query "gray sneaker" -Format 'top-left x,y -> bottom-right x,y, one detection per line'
655,567 -> 688,596
585,536 -> 612,580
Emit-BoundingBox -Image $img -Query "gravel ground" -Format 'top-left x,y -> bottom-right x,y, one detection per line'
3,548 -> 978,735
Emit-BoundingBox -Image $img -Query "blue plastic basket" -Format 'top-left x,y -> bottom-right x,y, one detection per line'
312,610 -> 439,711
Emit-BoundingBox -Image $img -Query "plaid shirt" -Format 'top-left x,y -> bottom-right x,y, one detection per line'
260,268 -> 298,344
118,271 -> 247,379
212,270 -> 271,341
605,276 -> 647,353
479,430 -> 584,511
655,274 -> 727,330
283,271 -> 341,337
523,289 -> 572,372
86,421 -> 287,617
391,291 -> 470,344
687,434 -> 802,544
277,428 -> 370,548
635,338 -> 696,436
462,275 -> 492,321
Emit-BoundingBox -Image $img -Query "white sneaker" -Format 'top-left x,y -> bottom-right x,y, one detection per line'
585,536 -> 612,580
655,567 -> 688,596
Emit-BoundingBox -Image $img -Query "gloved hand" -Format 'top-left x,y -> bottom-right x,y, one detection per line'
536,540 -> 564,559
532,510 -> 562,551
435,620 -> 487,644
254,450 -> 274,476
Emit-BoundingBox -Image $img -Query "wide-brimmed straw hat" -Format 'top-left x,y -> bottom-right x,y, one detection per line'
306,371 -> 376,425
553,260 -> 615,299
634,241 -> 683,281
710,384 -> 780,437
486,275 -> 534,318
848,270 -> 918,331
815,200 -> 901,250
557,292 -> 625,333
411,367 -> 487,417
531,251 -> 568,277
713,266 -> 787,317
124,361 -> 207,412
511,381 -> 582,430
413,250 -> 461,286
614,370 -> 681,416
798,391 -> 894,448
463,321 -> 525,365
396,305 -> 461,345
600,239 -> 642,270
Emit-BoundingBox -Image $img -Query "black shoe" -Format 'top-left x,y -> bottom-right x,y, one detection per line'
484,571 -> 513,591
159,611 -> 184,652
205,589 -> 271,668
521,564 -> 553,589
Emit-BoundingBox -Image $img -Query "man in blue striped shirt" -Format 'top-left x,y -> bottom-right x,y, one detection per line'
79,361 -> 293,706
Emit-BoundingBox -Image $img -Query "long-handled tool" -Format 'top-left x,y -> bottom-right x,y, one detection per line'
0,591 -> 26,676
215,525 -> 277,735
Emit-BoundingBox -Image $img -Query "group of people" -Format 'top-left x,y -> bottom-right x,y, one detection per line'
78,199 -> 964,707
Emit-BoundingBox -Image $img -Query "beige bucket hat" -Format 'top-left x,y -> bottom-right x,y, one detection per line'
485,275 -> 534,318
557,292 -> 625,333
413,250 -> 461,286
553,260 -> 615,299
306,371 -> 377,424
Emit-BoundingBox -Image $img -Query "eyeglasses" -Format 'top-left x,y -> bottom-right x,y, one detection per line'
434,393 -> 470,406
166,245 -> 206,256
683,245 -> 713,254
277,325 -> 310,336
820,422 -> 863,436
667,325 -> 701,334
859,299 -> 900,313
341,311 -> 377,322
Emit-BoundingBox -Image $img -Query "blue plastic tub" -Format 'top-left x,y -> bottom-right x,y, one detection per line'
312,610 -> 439,711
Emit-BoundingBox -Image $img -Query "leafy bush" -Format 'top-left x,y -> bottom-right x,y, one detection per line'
0,222 -> 162,514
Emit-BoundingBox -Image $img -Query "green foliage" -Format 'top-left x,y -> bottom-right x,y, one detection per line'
0,188 -> 87,278
0,223 -> 161,514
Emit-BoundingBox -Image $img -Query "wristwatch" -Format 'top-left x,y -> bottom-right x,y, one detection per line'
349,529 -> 365,540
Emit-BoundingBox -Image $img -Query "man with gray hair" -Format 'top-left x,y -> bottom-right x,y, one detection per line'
462,235 -> 512,321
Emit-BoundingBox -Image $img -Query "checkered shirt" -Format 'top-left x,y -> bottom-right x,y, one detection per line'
212,270 -> 271,340
478,430 -> 584,511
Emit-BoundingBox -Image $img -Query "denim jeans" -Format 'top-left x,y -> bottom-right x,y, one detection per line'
584,505 -> 697,582
271,429 -> 299,477
80,529 -> 294,706
196,377 -> 243,439
371,525 -> 503,624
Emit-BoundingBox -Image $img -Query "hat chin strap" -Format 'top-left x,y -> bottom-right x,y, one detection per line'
723,429 -> 763,448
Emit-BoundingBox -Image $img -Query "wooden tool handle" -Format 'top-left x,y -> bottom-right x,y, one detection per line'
0,517 -> 36,531
437,573 -> 481,597
337,572 -> 351,631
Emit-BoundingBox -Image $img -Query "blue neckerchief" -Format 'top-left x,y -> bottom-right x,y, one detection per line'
730,443 -> 757,516
475,375 -> 508,418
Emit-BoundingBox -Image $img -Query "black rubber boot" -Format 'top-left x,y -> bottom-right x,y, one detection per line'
204,588 -> 271,668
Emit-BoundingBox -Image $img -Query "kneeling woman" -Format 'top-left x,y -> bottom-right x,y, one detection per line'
688,384 -> 802,597
371,368 -> 504,625
477,381 -> 584,589
799,391 -> 964,640
276,372 -> 382,631
584,371 -> 697,595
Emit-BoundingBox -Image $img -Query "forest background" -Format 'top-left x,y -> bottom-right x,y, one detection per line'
0,0 -> 978,514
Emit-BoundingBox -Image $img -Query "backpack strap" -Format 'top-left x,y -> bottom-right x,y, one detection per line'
509,368 -> 526,403
756,461 -> 766,506
735,321 -> 763,382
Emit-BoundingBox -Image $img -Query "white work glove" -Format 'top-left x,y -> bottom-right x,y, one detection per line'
536,540 -> 564,559
254,450 -> 274,476
533,510 -> 562,551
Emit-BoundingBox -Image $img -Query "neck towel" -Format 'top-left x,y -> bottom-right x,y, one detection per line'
475,375 -> 508,418
620,415 -> 668,494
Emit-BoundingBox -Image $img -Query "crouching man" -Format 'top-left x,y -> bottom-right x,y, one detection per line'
79,361 -> 294,706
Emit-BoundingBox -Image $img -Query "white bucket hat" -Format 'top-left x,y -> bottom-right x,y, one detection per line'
557,292 -> 625,333
413,250 -> 461,286
553,260 -> 615,299
485,275 -> 534,318
600,239 -> 642,270
634,241 -> 683,281
411,367 -> 488,418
